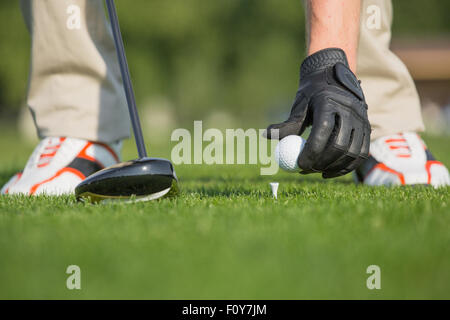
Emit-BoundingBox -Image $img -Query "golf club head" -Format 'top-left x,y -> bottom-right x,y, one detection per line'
75,157 -> 178,203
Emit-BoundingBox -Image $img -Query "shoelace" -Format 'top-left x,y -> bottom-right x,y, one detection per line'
384,134 -> 412,158
37,137 -> 66,168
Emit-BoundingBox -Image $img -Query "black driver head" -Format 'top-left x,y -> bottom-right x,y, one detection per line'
75,157 -> 178,203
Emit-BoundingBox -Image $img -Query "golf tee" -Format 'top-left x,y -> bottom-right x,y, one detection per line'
270,182 -> 279,199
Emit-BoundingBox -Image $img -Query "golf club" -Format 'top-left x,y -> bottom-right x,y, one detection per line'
75,0 -> 178,203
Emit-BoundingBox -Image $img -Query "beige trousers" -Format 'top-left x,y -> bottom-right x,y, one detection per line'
20,0 -> 129,143
22,0 -> 424,142
357,0 -> 424,139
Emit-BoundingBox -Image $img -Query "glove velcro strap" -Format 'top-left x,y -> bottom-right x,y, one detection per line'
334,62 -> 365,101
300,48 -> 349,79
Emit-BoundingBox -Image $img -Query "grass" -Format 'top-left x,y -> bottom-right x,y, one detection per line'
0,129 -> 449,299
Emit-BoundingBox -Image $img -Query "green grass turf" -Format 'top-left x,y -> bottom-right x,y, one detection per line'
0,130 -> 449,299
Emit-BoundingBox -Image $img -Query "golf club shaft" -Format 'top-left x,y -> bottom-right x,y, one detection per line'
106,0 -> 147,158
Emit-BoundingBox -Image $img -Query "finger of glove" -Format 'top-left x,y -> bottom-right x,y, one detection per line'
312,114 -> 353,170
297,107 -> 336,172
360,127 -> 371,158
322,128 -> 364,177
264,121 -> 303,140
322,124 -> 371,178
322,155 -> 365,178
264,93 -> 308,140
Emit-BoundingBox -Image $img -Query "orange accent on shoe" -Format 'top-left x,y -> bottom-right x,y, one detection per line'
77,142 -> 98,162
93,142 -> 120,163
37,137 -> 66,168
40,151 -> 58,158
385,138 -> 406,143
4,172 -> 22,195
29,167 -> 85,195
425,160 -> 442,185
44,145 -> 61,150
76,142 -> 106,170
77,141 -> 119,165
365,163 -> 406,185
385,134 -> 412,158
416,133 -> 427,150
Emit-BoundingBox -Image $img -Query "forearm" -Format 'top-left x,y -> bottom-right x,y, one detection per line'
305,0 -> 361,72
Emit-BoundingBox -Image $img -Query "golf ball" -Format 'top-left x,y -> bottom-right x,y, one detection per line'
275,135 -> 305,172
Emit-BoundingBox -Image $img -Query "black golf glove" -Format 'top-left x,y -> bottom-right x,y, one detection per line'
266,48 -> 371,178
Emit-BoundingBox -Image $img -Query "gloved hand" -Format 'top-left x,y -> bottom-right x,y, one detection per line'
266,48 -> 371,178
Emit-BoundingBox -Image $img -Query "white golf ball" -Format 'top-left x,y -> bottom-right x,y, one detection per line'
275,135 -> 306,172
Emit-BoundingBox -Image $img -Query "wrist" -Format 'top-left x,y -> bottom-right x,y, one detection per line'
300,48 -> 349,79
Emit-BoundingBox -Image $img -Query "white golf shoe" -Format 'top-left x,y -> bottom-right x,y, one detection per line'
355,132 -> 450,187
1,137 -> 121,195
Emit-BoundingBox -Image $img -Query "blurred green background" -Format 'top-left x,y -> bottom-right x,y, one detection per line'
1,0 -> 450,131
0,1 -> 449,300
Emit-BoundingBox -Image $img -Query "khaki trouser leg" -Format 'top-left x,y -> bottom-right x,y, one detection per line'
357,0 -> 424,139
20,0 -> 129,143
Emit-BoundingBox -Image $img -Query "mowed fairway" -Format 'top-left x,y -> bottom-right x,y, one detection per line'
0,131 -> 449,299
